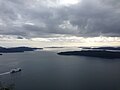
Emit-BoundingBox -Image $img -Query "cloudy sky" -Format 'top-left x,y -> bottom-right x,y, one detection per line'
0,0 -> 120,47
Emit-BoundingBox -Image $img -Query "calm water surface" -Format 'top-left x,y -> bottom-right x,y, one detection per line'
0,51 -> 120,90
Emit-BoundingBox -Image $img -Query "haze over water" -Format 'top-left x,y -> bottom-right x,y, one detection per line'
0,50 -> 120,90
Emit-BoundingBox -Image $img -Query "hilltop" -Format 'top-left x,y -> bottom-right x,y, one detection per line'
0,46 -> 42,53
58,47 -> 120,59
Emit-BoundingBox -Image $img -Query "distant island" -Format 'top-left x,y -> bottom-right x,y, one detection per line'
58,47 -> 120,59
0,47 -> 42,53
45,47 -> 64,48
79,46 -> 120,51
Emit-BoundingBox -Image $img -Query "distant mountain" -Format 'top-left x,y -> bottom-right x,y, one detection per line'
58,47 -> 120,59
45,47 -> 64,48
0,47 -> 43,53
79,46 -> 120,51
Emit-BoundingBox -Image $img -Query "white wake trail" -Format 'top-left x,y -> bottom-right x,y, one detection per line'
0,72 -> 10,76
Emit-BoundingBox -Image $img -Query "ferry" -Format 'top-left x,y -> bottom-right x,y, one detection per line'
10,68 -> 22,74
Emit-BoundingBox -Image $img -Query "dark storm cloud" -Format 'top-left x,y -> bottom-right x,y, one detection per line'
0,0 -> 120,38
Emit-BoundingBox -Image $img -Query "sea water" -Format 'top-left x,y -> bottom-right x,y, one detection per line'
0,50 -> 120,90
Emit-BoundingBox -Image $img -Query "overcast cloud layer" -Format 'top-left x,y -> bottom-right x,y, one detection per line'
0,0 -> 120,38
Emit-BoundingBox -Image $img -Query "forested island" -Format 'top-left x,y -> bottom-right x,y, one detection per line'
0,47 -> 42,53
58,47 -> 120,59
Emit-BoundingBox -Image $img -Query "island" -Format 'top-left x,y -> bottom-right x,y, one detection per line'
45,47 -> 64,48
0,47 -> 43,53
58,47 -> 120,59
79,46 -> 120,51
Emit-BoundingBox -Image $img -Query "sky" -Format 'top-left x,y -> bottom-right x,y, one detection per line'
0,0 -> 120,47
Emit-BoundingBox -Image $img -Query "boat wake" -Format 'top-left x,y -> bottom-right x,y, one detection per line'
0,72 -> 10,76
0,68 -> 22,76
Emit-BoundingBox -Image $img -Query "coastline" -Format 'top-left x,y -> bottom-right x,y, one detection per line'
58,50 -> 120,59
0,47 -> 43,53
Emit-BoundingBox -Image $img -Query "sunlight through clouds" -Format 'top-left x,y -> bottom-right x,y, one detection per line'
0,0 -> 120,47
0,35 -> 119,47
59,0 -> 81,6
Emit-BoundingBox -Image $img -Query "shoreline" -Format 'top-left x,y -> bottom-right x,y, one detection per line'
58,50 -> 120,59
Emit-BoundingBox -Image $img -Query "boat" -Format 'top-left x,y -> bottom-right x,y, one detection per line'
10,68 -> 22,74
